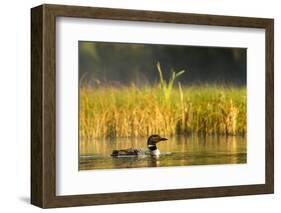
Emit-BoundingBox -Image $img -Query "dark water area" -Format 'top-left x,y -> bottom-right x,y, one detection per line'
79,135 -> 247,170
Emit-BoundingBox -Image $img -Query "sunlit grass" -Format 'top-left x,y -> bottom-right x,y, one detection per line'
80,85 -> 246,139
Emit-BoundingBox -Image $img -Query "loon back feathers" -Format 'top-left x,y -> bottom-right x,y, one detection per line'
111,148 -> 147,156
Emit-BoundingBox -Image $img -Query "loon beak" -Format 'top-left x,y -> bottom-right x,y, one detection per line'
158,137 -> 168,142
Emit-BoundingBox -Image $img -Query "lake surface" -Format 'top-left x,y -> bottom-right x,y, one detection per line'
79,135 -> 246,170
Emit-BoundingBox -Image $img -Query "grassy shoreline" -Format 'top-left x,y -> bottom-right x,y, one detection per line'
80,85 -> 246,139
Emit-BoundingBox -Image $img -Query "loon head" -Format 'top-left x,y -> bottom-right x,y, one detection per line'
147,135 -> 168,155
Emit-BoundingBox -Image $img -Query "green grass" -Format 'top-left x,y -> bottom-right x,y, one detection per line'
80,85 -> 246,139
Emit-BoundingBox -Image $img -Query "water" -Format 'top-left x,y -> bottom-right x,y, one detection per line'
79,135 -> 246,170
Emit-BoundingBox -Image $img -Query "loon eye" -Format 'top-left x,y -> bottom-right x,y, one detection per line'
152,136 -> 159,141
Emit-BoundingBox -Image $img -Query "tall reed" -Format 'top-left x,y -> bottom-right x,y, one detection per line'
156,62 -> 185,101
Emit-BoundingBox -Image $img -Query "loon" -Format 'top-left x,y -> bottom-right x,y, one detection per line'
111,135 -> 168,157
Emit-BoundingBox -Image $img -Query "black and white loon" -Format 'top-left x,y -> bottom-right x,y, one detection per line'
111,135 -> 168,157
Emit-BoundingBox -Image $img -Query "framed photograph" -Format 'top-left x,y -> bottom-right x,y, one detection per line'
31,4 -> 274,208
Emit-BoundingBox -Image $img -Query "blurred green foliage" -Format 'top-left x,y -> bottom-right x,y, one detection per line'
79,41 -> 246,87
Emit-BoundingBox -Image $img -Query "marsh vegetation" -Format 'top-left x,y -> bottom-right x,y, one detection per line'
80,63 -> 246,139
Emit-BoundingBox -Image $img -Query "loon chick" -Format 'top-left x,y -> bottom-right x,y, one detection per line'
111,135 -> 168,157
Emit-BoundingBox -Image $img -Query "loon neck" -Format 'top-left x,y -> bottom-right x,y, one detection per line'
148,144 -> 157,151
